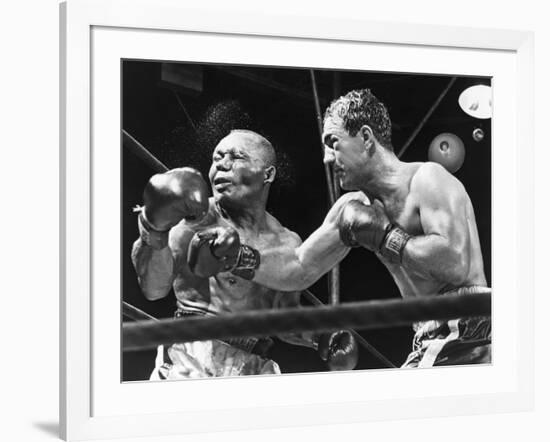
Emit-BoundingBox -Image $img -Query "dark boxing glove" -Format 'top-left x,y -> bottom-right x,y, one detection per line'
138,167 -> 209,250
142,167 -> 209,231
337,200 -> 411,263
187,226 -> 260,280
317,330 -> 359,371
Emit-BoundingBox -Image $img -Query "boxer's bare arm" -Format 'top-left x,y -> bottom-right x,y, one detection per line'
131,227 -> 194,301
401,163 -> 470,284
254,192 -> 368,291
131,238 -> 175,301
132,199 -> 221,301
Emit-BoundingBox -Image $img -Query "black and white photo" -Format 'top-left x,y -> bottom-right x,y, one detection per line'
121,61 -> 492,381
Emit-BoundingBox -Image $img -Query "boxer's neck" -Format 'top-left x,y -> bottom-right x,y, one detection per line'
359,148 -> 405,203
218,201 -> 268,233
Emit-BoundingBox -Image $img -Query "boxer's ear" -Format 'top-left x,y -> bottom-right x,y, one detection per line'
360,125 -> 374,144
264,165 -> 276,184
360,125 -> 375,153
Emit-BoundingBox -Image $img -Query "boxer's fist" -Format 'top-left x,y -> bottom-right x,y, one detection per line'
337,200 -> 390,251
187,226 -> 261,279
187,226 -> 240,277
317,330 -> 359,371
143,167 -> 209,231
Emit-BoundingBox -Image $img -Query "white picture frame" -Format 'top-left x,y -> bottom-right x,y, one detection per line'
60,0 -> 534,440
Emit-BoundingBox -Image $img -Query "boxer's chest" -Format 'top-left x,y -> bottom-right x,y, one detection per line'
210,273 -> 277,312
210,222 -> 280,310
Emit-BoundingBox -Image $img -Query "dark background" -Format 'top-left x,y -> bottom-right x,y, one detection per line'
121,60 -> 491,381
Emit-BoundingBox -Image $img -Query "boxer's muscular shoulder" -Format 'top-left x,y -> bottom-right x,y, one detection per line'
265,212 -> 302,248
411,162 -> 466,204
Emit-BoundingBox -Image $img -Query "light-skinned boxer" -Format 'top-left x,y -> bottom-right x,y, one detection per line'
240,90 -> 491,368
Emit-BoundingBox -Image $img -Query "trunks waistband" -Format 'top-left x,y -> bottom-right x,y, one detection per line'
413,285 -> 491,333
439,285 -> 492,296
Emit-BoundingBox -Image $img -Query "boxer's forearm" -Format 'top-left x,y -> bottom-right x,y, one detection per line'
401,234 -> 468,284
131,238 -> 175,300
254,225 -> 349,291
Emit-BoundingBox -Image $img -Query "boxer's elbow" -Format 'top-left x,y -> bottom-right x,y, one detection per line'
434,246 -> 469,285
143,290 -> 168,301
139,279 -> 172,301
288,260 -> 327,291
409,237 -> 469,284
293,272 -> 319,291
272,267 -> 319,292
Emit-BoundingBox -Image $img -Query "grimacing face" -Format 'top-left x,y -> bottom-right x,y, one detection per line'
208,132 -> 270,207
322,117 -> 368,190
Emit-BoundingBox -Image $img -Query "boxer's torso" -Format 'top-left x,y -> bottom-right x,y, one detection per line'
169,199 -> 296,314
373,162 -> 486,298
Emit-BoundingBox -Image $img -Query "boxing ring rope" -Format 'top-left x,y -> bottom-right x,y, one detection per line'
123,291 -> 490,352
122,128 -> 399,367
123,301 -> 158,322
302,289 -> 395,368
123,129 -> 169,172
123,293 -> 397,367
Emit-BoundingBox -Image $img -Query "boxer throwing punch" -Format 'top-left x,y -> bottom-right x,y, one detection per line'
246,89 -> 491,368
132,129 -> 358,379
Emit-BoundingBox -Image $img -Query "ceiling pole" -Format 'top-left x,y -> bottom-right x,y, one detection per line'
331,72 -> 342,202
309,70 -> 336,206
328,71 -> 343,306
172,91 -> 197,132
310,69 -> 340,306
397,76 -> 457,159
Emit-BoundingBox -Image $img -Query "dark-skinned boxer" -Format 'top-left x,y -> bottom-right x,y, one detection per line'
132,129 -> 358,379
233,90 -> 491,368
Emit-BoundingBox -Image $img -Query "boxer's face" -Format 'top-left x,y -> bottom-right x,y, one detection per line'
322,117 -> 368,190
209,132 -> 269,207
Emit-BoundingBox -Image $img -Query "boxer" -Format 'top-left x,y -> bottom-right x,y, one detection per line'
132,129 -> 358,379
244,90 -> 491,368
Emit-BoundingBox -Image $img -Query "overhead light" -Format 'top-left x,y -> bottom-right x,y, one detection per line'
458,85 -> 492,119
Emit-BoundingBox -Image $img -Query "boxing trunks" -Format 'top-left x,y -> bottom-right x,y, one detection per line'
150,308 -> 280,380
401,286 -> 491,368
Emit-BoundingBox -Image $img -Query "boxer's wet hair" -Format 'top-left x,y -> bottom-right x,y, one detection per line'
324,88 -> 393,150
195,100 -> 294,188
164,100 -> 294,188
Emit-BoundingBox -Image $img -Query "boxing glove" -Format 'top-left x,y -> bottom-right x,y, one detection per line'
337,200 -> 411,263
187,226 -> 260,280
142,167 -> 209,232
317,330 -> 359,371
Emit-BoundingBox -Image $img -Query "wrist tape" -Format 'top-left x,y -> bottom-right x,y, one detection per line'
137,210 -> 169,250
380,226 -> 411,263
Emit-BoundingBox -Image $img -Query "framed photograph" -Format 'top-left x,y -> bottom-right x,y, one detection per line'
60,0 -> 534,440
